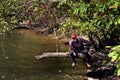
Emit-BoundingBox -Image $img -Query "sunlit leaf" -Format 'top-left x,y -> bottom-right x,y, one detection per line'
117,69 -> 120,76
114,1 -> 119,8
116,62 -> 120,68
108,51 -> 117,57
117,19 -> 120,24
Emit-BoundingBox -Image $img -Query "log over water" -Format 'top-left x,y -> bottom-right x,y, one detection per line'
35,52 -> 70,59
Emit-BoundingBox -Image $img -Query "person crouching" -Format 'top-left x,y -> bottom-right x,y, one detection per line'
69,34 -> 91,67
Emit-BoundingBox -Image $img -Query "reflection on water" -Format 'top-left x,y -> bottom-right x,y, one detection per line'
0,29 -> 88,80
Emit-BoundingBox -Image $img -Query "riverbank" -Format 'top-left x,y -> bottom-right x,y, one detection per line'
17,23 -> 120,80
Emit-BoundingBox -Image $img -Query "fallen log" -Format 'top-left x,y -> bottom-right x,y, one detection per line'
35,50 -> 110,62
35,50 -> 108,61
35,52 -> 70,59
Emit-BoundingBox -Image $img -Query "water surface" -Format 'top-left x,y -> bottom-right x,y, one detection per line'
0,29 -> 88,80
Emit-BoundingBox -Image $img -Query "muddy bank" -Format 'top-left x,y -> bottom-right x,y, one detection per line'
18,20 -> 55,34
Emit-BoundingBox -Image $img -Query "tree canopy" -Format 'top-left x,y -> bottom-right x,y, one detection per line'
0,0 -> 120,76
53,0 -> 120,47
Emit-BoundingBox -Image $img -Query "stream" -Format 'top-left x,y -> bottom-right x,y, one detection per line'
0,29 -> 88,80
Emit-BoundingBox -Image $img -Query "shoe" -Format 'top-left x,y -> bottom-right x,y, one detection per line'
86,63 -> 91,68
72,63 -> 76,67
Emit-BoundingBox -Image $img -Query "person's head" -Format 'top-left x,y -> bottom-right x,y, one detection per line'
71,34 -> 77,40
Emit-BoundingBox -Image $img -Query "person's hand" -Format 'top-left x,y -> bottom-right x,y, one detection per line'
73,52 -> 76,56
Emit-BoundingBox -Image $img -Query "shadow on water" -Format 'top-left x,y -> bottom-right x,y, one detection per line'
0,29 -> 88,80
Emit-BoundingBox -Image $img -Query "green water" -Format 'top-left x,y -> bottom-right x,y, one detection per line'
0,29 -> 88,80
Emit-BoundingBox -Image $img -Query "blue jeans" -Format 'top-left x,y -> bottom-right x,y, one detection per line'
70,49 -> 90,63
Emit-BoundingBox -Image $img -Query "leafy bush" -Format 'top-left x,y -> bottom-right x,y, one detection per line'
0,0 -> 57,33
108,45 -> 120,76
53,0 -> 120,48
0,0 -> 19,33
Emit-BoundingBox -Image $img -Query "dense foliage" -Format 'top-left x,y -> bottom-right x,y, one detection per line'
53,0 -> 120,76
0,0 -> 120,76
53,0 -> 120,48
0,0 -> 57,33
108,45 -> 120,76
0,0 -> 19,33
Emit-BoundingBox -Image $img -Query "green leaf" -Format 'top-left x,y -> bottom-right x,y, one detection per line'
116,62 -> 120,68
112,45 -> 120,52
111,55 -> 118,62
117,69 -> 120,76
117,19 -> 120,24
114,2 -> 119,8
108,51 -> 117,57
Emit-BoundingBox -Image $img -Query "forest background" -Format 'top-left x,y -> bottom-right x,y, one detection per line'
0,0 -> 120,76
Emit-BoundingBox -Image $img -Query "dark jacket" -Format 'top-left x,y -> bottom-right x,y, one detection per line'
69,37 -> 90,52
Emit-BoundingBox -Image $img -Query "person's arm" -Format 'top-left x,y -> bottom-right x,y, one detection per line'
69,40 -> 76,56
69,40 -> 75,51
78,38 -> 91,46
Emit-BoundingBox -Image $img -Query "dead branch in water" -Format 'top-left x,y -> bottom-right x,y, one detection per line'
35,52 -> 70,59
